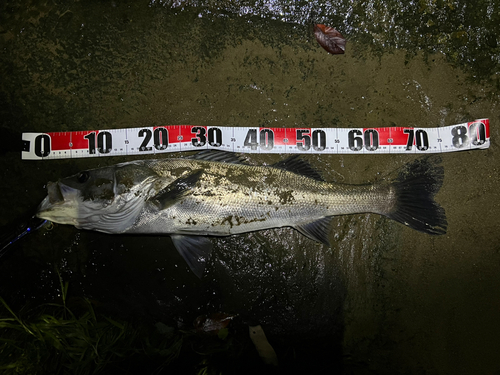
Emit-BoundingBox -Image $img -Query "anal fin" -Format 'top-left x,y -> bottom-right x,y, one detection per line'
294,217 -> 334,246
171,234 -> 213,278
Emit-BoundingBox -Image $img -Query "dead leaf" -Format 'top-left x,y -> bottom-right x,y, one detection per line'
314,24 -> 346,55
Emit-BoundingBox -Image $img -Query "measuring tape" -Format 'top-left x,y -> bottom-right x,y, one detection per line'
21,119 -> 489,160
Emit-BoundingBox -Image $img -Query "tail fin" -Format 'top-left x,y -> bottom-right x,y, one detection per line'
386,156 -> 447,235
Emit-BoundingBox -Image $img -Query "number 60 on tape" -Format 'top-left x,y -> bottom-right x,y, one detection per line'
21,118 -> 489,160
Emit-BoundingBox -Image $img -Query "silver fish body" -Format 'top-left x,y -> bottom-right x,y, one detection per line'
37,152 -> 447,277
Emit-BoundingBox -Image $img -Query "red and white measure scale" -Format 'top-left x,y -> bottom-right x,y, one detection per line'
21,119 -> 490,160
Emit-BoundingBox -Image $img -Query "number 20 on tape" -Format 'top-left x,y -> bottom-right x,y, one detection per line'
21,119 -> 489,160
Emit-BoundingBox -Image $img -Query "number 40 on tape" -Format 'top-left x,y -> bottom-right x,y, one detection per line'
21,119 -> 489,160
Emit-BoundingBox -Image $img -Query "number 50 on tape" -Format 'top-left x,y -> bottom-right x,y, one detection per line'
21,118 -> 489,160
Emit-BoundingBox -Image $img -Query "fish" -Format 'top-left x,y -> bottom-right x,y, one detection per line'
36,151 -> 447,278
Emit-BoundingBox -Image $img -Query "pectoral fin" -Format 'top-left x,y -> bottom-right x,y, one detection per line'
171,234 -> 212,278
294,217 -> 334,246
153,170 -> 203,210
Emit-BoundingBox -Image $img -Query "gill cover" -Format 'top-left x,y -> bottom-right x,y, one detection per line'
37,162 -> 155,233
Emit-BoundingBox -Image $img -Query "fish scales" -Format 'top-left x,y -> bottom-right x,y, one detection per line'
129,159 -> 394,236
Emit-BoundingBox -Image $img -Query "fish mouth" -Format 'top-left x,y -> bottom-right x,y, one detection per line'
36,181 -> 81,223
47,181 -> 64,204
44,181 -> 80,205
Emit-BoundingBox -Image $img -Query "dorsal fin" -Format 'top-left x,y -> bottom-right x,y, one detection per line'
186,150 -> 247,164
272,155 -> 324,181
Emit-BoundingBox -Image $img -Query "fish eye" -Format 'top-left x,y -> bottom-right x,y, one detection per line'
77,171 -> 90,183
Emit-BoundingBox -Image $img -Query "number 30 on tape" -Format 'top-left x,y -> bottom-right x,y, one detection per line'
21,118 -> 489,160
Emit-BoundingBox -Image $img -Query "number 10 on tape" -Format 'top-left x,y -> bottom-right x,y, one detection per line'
21,119 -> 489,160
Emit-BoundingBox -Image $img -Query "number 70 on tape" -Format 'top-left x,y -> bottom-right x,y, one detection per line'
21,119 -> 489,160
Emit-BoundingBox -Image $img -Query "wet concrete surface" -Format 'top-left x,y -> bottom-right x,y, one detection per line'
1,1 -> 499,374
